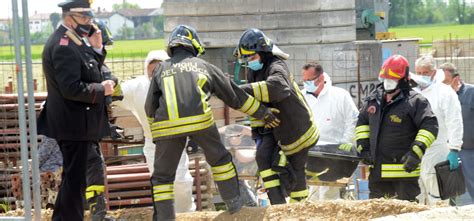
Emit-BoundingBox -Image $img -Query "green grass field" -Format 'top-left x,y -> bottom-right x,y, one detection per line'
389,24 -> 474,44
0,39 -> 165,61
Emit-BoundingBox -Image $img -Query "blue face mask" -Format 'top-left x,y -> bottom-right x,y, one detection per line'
304,80 -> 318,93
247,59 -> 264,71
413,74 -> 433,89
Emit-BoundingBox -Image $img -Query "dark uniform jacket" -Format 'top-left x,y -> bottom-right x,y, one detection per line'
240,57 -> 319,155
145,49 -> 269,141
458,83 -> 474,149
38,25 -> 110,141
356,84 -> 438,181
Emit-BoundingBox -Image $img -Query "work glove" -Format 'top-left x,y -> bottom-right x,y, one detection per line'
263,108 -> 281,128
447,150 -> 460,171
338,143 -> 353,152
401,151 -> 421,173
359,151 -> 373,166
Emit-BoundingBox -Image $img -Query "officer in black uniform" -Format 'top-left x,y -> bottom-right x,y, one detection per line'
38,0 -> 115,220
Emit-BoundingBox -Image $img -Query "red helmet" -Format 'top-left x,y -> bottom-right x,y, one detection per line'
379,55 -> 409,80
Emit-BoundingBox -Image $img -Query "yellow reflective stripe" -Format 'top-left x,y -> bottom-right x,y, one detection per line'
418,129 -> 435,142
263,179 -> 280,189
163,76 -> 179,120
152,116 -> 214,138
412,145 -> 424,159
240,47 -> 255,55
153,192 -> 174,202
238,96 -> 260,116
289,198 -> 301,203
381,164 -> 420,171
250,117 -> 265,127
260,169 -> 277,178
213,169 -> 236,181
251,82 -> 262,101
278,151 -> 287,167
355,133 -> 370,140
290,189 -> 309,198
153,184 -> 173,193
85,191 -> 95,200
415,135 -> 433,148
86,185 -> 104,193
258,81 -> 269,102
151,111 -> 213,130
197,74 -> 210,113
355,125 -> 370,133
147,117 -> 154,125
211,162 -> 234,174
381,170 -> 420,178
280,123 -> 320,155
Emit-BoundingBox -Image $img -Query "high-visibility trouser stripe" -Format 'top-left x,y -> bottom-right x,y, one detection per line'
152,116 -> 214,138
85,185 -> 105,200
263,179 -> 280,189
280,123 -> 320,155
260,169 -> 278,178
418,129 -> 436,144
238,96 -> 260,116
250,117 -> 265,127
251,82 -> 263,101
151,111 -> 213,130
381,164 -> 420,178
290,189 -> 309,199
163,76 -> 179,120
153,184 -> 174,202
278,151 -> 287,167
212,162 -> 237,181
412,145 -> 424,159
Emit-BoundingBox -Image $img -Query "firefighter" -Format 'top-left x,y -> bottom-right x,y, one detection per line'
356,54 -> 438,201
145,25 -> 280,220
235,28 -> 319,204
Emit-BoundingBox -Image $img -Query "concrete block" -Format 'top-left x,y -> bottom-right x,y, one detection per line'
163,0 -> 355,16
164,10 -> 355,32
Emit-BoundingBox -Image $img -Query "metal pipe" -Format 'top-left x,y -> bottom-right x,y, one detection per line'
194,157 -> 202,211
108,197 -> 152,207
11,0 -> 31,219
107,181 -> 150,190
107,173 -> 151,183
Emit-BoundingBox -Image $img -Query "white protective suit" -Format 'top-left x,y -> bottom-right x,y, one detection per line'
113,50 -> 196,212
303,73 -> 359,201
413,70 -> 463,206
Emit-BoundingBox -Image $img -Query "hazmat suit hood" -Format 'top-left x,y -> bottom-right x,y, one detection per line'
144,50 -> 170,77
318,72 -> 332,96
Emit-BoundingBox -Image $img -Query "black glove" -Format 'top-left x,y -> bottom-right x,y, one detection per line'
263,108 -> 280,128
359,151 -> 373,165
401,151 -> 421,173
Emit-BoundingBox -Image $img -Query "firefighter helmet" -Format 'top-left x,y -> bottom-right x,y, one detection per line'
94,19 -> 113,46
237,28 -> 273,59
379,55 -> 410,80
167,25 -> 205,56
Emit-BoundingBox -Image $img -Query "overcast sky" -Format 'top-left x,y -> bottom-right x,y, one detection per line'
1,0 -> 163,19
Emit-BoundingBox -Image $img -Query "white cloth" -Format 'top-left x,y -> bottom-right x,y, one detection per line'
303,73 -> 359,200
112,50 -> 195,212
415,80 -> 463,205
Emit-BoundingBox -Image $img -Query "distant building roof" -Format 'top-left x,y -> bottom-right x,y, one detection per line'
117,8 -> 161,18
94,11 -> 115,19
30,13 -> 51,21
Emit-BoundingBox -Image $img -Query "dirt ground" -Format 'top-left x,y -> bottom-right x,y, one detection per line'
1,199 -> 430,221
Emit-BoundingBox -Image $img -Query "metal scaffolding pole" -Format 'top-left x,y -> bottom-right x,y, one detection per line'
21,0 -> 42,219
11,0 -> 31,220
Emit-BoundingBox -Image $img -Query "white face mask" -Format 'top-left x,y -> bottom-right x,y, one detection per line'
383,79 -> 398,91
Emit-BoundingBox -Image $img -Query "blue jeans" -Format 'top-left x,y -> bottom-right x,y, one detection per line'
460,149 -> 474,204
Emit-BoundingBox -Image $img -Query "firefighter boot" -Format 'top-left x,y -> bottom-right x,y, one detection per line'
266,187 -> 286,205
88,195 -> 115,221
152,201 -> 176,221
224,195 -> 243,214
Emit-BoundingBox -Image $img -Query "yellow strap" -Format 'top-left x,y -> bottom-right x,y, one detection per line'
153,184 -> 173,193
213,169 -> 236,181
163,76 -> 179,120
263,179 -> 280,189
290,189 -> 309,198
86,185 -> 105,193
260,169 -> 277,178
197,73 -> 210,113
147,117 -> 154,125
153,192 -> 174,202
211,162 -> 234,174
